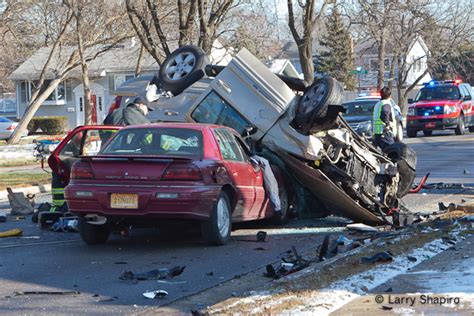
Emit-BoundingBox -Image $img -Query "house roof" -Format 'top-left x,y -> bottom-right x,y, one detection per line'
8,43 -> 159,81
355,35 -> 429,56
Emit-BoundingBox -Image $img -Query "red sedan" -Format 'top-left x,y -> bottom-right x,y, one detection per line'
64,123 -> 287,245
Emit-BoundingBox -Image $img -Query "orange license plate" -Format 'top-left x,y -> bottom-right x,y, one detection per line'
110,193 -> 138,209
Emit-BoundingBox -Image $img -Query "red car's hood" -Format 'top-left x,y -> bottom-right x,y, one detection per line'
414,100 -> 459,107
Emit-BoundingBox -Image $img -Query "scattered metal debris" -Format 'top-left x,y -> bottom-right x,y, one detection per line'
119,266 -> 186,282
14,291 -> 80,296
264,246 -> 309,279
346,223 -> 379,232
143,290 -> 168,299
361,251 -> 393,264
256,231 -> 267,242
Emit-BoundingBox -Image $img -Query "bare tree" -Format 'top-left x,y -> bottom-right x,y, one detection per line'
7,0 -> 132,143
287,0 -> 334,85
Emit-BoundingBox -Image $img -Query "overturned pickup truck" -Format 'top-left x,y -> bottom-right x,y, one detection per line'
118,46 -> 417,225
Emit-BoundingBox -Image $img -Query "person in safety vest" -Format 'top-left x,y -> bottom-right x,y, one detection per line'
372,86 -> 396,150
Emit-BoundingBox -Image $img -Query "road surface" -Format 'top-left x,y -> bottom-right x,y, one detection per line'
0,133 -> 472,315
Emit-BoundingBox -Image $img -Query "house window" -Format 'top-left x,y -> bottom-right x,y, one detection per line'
20,80 -> 67,105
112,74 -> 135,91
369,59 -> 379,72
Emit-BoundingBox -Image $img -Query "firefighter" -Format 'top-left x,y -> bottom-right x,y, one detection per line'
372,86 -> 396,150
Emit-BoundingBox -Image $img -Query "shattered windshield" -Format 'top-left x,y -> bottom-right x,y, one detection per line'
191,91 -> 251,135
415,86 -> 461,101
342,100 -> 377,117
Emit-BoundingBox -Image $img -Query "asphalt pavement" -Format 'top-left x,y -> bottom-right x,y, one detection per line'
0,131 -> 472,315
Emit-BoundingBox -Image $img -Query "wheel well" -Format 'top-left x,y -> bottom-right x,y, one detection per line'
221,184 -> 237,213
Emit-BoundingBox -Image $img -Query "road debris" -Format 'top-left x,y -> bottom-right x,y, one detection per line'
7,188 -> 34,215
52,217 -> 78,232
264,246 -> 309,279
38,212 -> 64,229
119,266 -> 186,282
0,228 -> 22,238
346,223 -> 379,232
409,173 -> 430,193
143,290 -> 168,299
14,291 -> 80,296
360,251 -> 394,264
256,231 -> 267,242
0,215 -> 6,222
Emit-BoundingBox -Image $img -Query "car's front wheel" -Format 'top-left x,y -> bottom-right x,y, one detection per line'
201,192 -> 232,245
455,115 -> 465,135
406,128 -> 417,138
78,216 -> 110,245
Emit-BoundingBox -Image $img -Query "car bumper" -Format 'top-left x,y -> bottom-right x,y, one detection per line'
406,117 -> 458,130
64,184 -> 221,220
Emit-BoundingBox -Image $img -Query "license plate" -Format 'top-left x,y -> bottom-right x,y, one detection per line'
110,193 -> 138,209
425,122 -> 436,128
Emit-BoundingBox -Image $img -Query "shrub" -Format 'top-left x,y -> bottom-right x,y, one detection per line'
27,116 -> 68,134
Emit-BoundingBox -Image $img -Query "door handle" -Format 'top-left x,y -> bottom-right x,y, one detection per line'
217,79 -> 231,93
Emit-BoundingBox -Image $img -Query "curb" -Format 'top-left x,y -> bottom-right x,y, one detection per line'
0,184 -> 52,201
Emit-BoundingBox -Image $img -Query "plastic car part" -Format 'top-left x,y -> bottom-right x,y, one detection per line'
293,77 -> 344,134
159,45 -> 210,95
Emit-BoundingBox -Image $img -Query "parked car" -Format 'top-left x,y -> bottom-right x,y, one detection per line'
406,80 -> 474,137
52,45 -> 416,231
342,94 -> 404,141
63,123 -> 286,245
0,117 -> 28,140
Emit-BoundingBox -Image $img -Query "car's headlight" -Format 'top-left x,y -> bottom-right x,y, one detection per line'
407,107 -> 415,116
443,105 -> 457,114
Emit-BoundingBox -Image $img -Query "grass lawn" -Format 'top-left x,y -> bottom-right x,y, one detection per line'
0,172 -> 51,190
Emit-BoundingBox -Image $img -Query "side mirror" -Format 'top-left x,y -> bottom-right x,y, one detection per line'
463,95 -> 472,101
245,125 -> 257,137
407,98 -> 414,104
249,158 -> 261,173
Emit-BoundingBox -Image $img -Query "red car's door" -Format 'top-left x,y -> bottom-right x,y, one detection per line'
213,128 -> 259,221
48,125 -> 121,185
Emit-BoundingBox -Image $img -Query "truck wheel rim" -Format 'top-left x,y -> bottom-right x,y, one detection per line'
217,197 -> 230,237
165,52 -> 196,80
299,83 -> 327,115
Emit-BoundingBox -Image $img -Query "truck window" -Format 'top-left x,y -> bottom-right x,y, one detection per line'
191,91 -> 252,135
415,86 -> 461,101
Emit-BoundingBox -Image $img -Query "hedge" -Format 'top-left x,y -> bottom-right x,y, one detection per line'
27,116 -> 68,135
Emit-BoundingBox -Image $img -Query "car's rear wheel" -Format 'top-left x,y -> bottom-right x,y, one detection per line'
78,216 -> 110,245
201,191 -> 231,245
293,77 -> 344,134
158,45 -> 209,96
406,128 -> 417,138
455,115 -> 465,135
423,130 -> 433,137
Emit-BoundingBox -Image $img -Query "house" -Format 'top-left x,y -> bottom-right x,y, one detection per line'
8,39 -> 234,129
354,36 -> 432,90
265,58 -> 302,78
8,42 -> 158,129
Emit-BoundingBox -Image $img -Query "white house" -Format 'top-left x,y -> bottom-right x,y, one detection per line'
9,43 -> 158,128
354,36 -> 432,90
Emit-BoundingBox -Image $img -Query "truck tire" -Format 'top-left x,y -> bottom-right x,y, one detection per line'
294,77 -> 344,134
158,45 -> 209,95
455,115 -> 465,135
201,191 -> 231,245
395,121 -> 404,142
78,217 -> 110,245
423,130 -> 433,137
406,128 -> 417,138
383,142 -> 417,197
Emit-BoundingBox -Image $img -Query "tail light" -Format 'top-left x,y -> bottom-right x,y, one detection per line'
107,96 -> 122,114
71,161 -> 95,179
161,164 -> 202,181
6,124 -> 16,131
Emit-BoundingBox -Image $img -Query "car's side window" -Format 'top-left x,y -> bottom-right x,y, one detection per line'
214,128 -> 244,162
233,135 -> 251,161
191,91 -> 252,135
